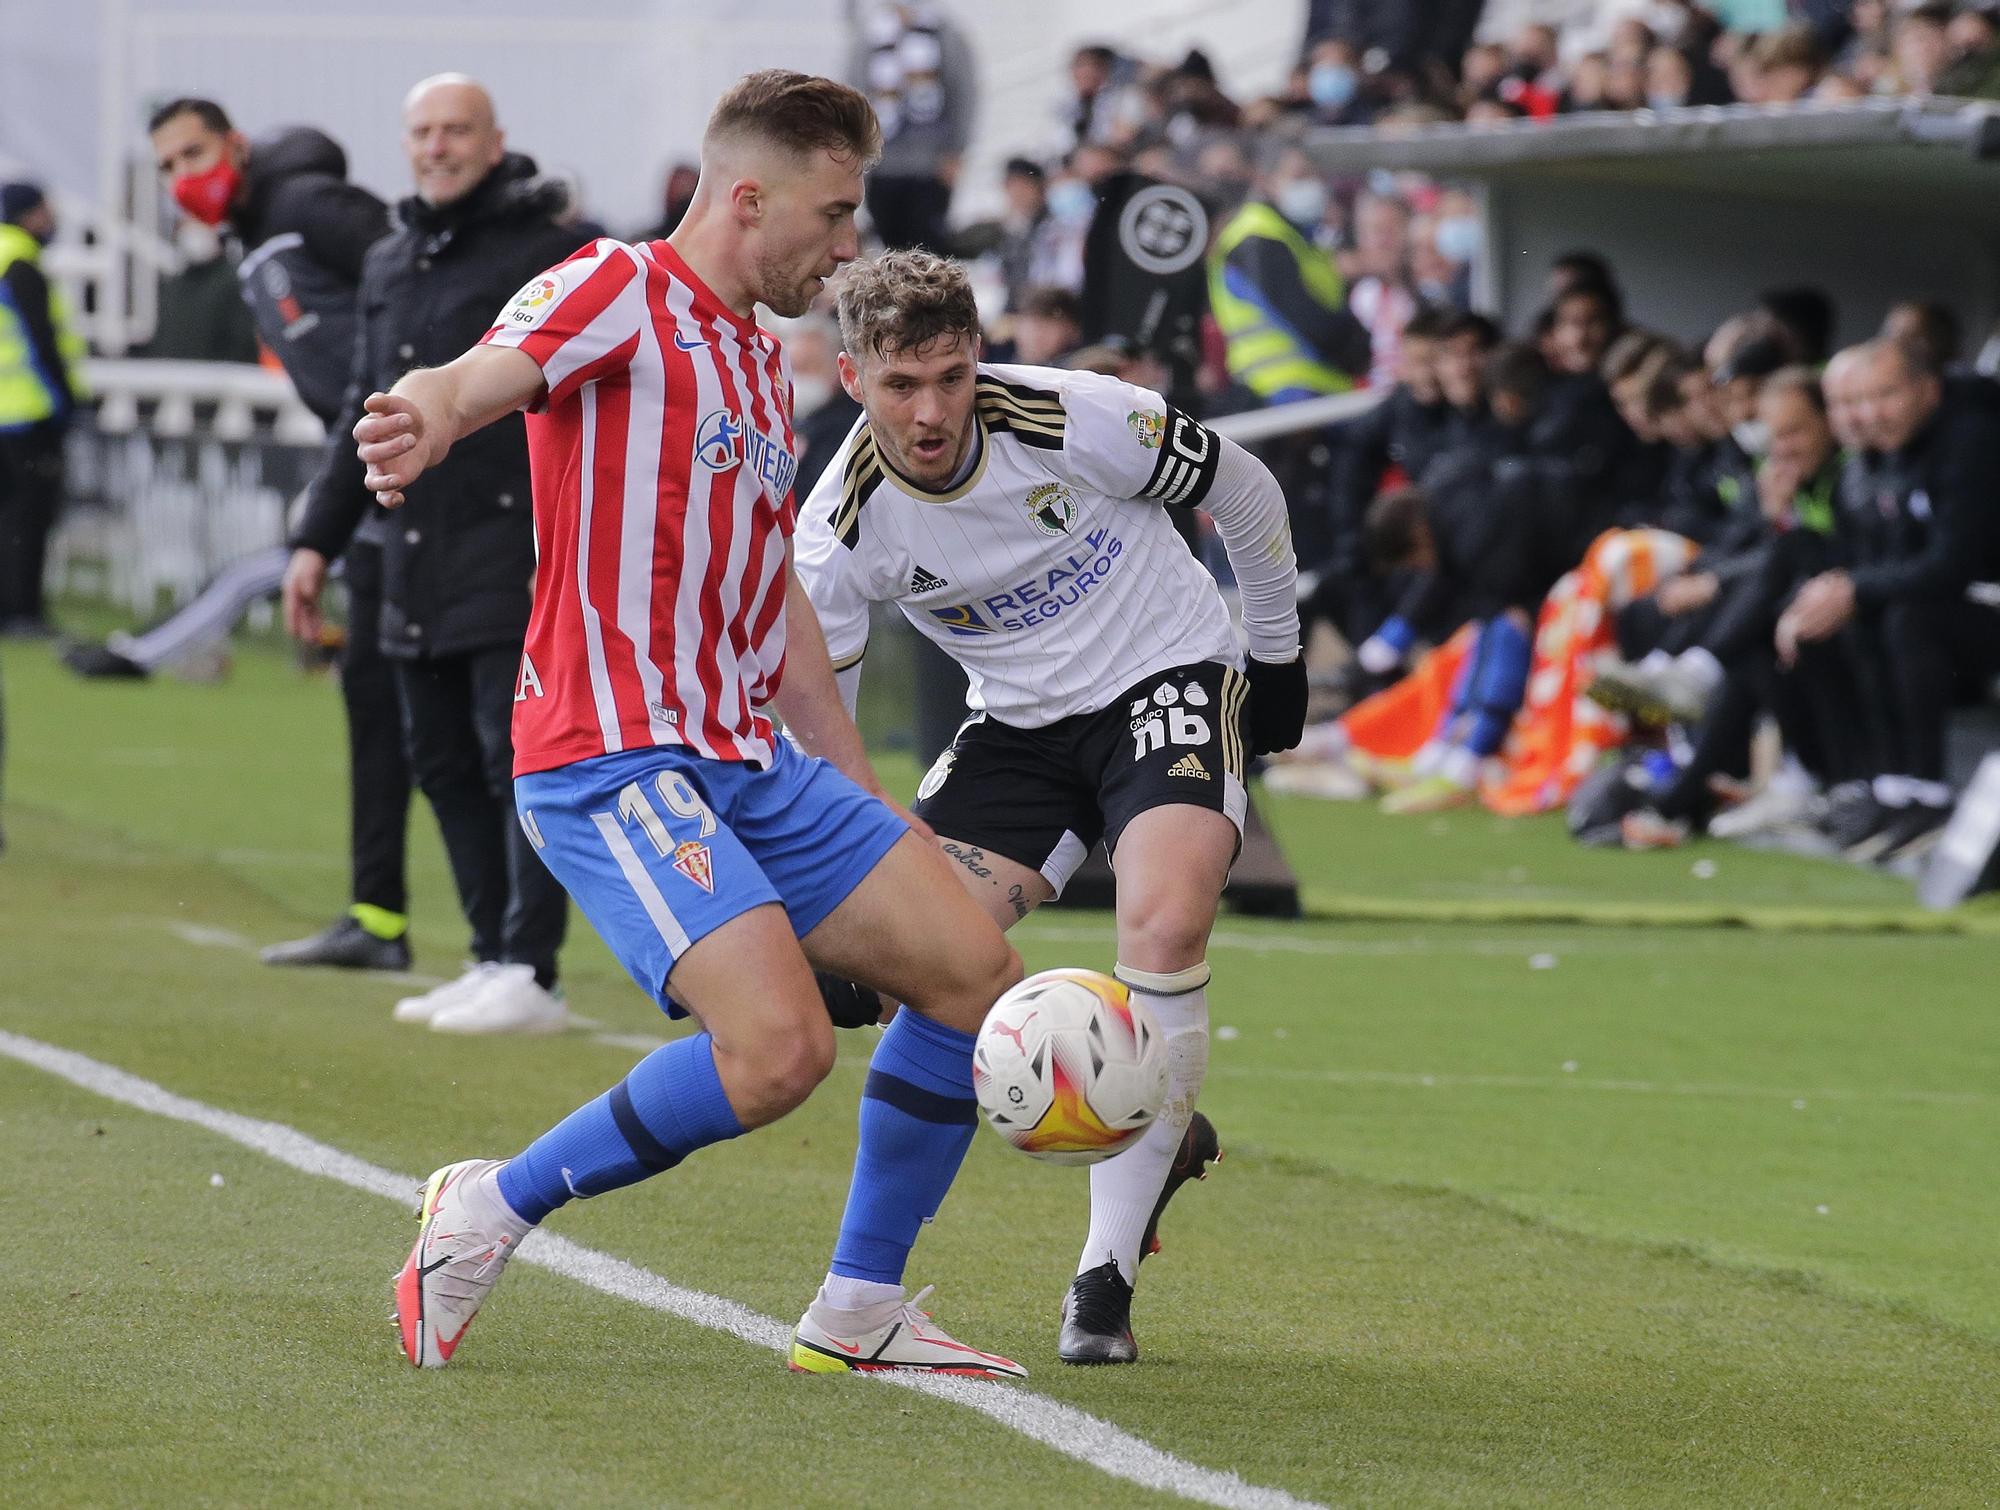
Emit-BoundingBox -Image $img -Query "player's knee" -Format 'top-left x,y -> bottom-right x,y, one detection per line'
1118,897 -> 1214,975
924,933 -> 1022,1034
735,1017 -> 837,1121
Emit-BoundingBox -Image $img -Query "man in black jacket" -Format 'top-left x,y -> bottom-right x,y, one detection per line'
1316,304 -> 1454,646
1780,336 -> 2000,857
126,99 -> 416,972
285,75 -> 585,1033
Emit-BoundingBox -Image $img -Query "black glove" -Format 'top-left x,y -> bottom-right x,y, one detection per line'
1244,655 -> 1309,756
815,971 -> 886,1029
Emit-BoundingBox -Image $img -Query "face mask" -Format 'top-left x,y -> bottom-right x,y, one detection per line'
1433,214 -> 1481,263
1308,64 -> 1358,110
791,374 -> 834,417
1047,179 -> 1095,226
172,158 -> 242,227
1274,177 -> 1329,229
1732,419 -> 1770,456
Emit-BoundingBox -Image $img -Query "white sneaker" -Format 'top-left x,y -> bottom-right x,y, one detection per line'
429,963 -> 569,1035
393,1159 -> 522,1367
393,962 -> 499,1024
1710,779 -> 1823,839
790,1285 -> 1027,1378
1260,761 -> 1371,801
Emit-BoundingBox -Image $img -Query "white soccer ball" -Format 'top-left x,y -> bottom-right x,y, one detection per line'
972,968 -> 1168,1165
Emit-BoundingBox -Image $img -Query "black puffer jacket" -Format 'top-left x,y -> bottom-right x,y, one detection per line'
292,155 -> 593,660
230,127 -> 390,424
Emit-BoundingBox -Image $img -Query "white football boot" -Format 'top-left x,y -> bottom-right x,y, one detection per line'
393,962 -> 500,1024
429,963 -> 569,1035
393,1159 -> 523,1367
790,1285 -> 1027,1378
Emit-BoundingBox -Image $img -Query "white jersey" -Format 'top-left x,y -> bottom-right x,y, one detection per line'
794,363 -> 1240,728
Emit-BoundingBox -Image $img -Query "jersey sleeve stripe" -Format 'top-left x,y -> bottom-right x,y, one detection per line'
834,432 -> 885,548
490,242 -> 641,370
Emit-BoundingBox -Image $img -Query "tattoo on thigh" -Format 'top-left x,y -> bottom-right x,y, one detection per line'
941,842 -> 993,880
1006,884 -> 1030,921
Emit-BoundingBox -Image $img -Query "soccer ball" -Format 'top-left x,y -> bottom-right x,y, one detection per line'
972,968 -> 1168,1165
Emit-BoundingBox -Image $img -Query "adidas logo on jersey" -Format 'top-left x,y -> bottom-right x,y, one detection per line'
1167,753 -> 1211,780
909,565 -> 950,594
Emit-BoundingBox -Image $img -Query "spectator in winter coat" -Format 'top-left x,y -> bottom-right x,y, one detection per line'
285,75 -> 593,1033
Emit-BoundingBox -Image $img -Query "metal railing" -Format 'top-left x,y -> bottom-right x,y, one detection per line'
49,354 -> 1367,622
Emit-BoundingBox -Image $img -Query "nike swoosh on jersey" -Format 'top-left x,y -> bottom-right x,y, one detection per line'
673,332 -> 707,351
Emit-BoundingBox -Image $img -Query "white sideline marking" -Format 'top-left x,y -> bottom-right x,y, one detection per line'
1013,919 -> 1654,960
0,1029 -> 1324,1510
168,922 -> 255,950
1210,1063 -> 1991,1108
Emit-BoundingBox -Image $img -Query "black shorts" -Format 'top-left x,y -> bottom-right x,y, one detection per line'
912,659 -> 1248,896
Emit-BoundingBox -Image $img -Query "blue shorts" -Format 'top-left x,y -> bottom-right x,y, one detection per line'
515,739 -> 908,1015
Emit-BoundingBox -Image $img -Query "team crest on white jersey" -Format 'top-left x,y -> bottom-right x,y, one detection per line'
1025,481 -> 1077,536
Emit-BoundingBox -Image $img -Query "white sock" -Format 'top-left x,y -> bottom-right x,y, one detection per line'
1772,754 -> 1817,797
1078,968 -> 1210,1285
817,1274 -> 903,1312
1294,720 -> 1351,762
1437,742 -> 1481,789
813,1274 -> 905,1328
1676,646 -> 1724,692
473,1165 -> 535,1241
1874,774 -> 1914,807
1411,739 -> 1448,776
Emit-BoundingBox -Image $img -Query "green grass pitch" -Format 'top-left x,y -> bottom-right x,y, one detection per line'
2,634 -> 1997,1507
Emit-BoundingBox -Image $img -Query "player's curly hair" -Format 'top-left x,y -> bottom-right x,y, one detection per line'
706,71 -> 881,168
835,249 -> 980,364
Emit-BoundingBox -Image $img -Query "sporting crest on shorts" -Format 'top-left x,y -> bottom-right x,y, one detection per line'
672,840 -> 715,893
1127,409 -> 1166,449
1025,481 -> 1077,536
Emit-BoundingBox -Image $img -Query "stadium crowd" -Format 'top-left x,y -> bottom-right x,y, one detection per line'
4,0 -> 1998,981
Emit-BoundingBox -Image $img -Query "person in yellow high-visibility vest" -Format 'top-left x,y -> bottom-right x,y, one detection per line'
0,181 -> 88,637
1206,150 -> 1371,407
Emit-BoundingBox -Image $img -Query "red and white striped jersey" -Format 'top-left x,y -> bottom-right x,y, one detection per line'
481,238 -> 799,775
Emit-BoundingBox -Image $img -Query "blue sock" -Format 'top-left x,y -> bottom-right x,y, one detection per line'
496,1032 -> 745,1225
829,1010 -> 980,1285
1464,616 -> 1531,757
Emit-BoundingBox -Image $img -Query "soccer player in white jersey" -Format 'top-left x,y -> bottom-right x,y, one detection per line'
354,74 -> 1036,1379
794,250 -> 1308,1364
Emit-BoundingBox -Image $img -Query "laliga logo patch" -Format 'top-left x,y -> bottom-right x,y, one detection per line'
1127,409 -> 1166,449
505,271 -> 564,328
695,410 -> 744,471
1025,481 -> 1078,536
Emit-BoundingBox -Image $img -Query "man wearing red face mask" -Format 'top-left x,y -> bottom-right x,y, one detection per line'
131,97 -> 415,972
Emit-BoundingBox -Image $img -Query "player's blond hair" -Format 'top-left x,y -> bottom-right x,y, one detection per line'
705,70 -> 881,168
835,250 -> 980,364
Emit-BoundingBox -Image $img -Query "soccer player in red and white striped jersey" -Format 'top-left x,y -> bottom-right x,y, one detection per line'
355,72 -> 1029,1379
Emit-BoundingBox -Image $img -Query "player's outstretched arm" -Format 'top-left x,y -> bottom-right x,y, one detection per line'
355,345 -> 545,508
772,562 -> 934,840
1201,433 -> 1309,755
